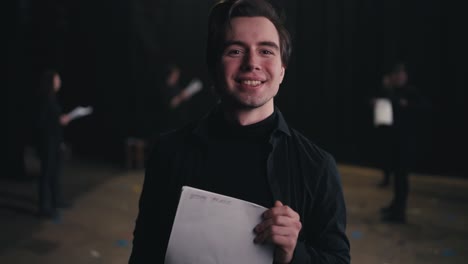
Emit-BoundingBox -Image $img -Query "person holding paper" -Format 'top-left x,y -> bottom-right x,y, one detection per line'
160,63 -> 204,132
159,63 -> 186,131
371,72 -> 395,188
35,70 -> 72,218
130,0 -> 350,263
374,62 -> 428,223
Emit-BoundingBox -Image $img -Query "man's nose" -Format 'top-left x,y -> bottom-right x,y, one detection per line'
241,52 -> 261,71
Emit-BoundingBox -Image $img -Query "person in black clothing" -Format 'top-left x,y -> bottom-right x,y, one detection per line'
159,63 -> 185,132
129,0 -> 350,263
159,62 -> 204,132
36,70 -> 71,218
372,72 -> 394,188
376,63 -> 427,223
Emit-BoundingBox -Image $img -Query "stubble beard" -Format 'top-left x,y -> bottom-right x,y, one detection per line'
222,89 -> 275,110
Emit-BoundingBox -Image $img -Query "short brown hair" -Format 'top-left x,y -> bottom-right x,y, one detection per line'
206,0 -> 292,73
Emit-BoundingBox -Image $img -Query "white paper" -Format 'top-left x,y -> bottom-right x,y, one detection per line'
183,79 -> 203,97
67,106 -> 93,121
165,186 -> 274,264
373,98 -> 393,126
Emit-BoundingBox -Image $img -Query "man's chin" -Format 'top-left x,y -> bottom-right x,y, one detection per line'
222,96 -> 271,110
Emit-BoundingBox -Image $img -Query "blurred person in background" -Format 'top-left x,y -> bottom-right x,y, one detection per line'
159,63 -> 185,132
36,69 -> 72,218
376,62 -> 429,223
371,72 -> 395,188
159,62 -> 204,133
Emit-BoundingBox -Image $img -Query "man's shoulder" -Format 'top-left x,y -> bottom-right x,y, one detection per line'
275,108 -> 332,162
288,128 -> 334,164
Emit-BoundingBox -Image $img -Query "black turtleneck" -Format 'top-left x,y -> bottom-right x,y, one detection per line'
201,110 -> 277,208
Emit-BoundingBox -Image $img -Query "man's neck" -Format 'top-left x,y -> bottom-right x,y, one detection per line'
222,101 -> 274,126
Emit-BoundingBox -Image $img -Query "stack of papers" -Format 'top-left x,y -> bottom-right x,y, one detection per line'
183,79 -> 203,97
373,98 -> 393,126
165,186 -> 273,264
67,106 -> 93,122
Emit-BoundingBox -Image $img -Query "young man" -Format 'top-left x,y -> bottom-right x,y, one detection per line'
129,0 -> 350,263
378,62 -> 427,223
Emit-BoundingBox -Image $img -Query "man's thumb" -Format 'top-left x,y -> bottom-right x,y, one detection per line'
275,200 -> 283,207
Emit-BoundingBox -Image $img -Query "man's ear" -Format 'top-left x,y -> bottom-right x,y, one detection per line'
279,66 -> 286,83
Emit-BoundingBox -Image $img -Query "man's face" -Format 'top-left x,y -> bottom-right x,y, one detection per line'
53,74 -> 62,92
216,16 -> 285,110
392,70 -> 408,88
167,68 -> 180,87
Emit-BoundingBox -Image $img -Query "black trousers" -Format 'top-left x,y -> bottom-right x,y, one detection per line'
377,126 -> 410,212
376,126 -> 393,181
38,140 -> 63,213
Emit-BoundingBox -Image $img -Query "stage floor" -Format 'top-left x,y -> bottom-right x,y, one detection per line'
1,158 -> 467,263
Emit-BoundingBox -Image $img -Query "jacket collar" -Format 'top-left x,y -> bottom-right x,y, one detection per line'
192,103 -> 291,143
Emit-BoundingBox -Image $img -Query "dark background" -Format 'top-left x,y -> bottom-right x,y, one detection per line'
7,0 -> 467,178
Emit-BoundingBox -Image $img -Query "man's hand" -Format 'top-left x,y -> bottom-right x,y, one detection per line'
254,201 -> 302,264
169,96 -> 182,109
60,114 -> 70,126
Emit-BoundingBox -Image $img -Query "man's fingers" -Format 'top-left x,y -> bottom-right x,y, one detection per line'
255,201 -> 302,245
255,215 -> 294,233
254,225 -> 297,244
263,202 -> 300,220
270,234 -> 296,249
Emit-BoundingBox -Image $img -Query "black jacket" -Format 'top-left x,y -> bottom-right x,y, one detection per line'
129,107 -> 350,264
37,95 -> 63,154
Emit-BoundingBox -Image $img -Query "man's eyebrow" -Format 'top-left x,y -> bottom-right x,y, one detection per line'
258,41 -> 280,50
224,40 -> 280,50
224,40 -> 246,47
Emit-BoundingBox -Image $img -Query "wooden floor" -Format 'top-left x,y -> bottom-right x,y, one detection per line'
1,158 -> 467,264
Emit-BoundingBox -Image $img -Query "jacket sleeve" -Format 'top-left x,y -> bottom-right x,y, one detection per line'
290,154 -> 350,264
128,139 -> 180,264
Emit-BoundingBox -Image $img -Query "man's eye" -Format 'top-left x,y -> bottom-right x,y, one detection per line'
227,49 -> 242,56
261,50 -> 274,55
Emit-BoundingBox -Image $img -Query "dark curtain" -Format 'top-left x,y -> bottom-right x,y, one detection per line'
8,0 -> 467,176
280,0 -> 466,176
